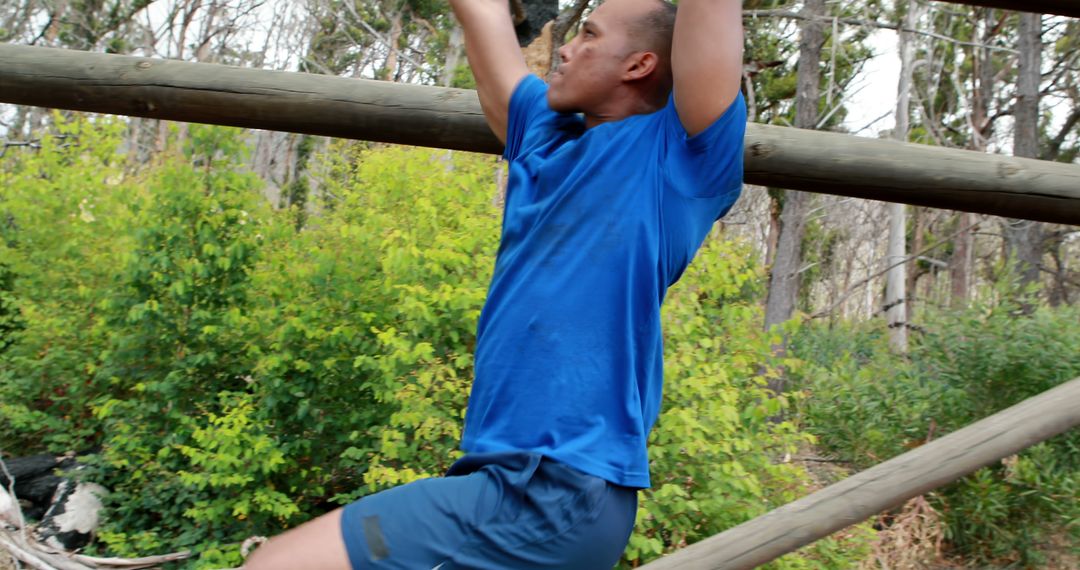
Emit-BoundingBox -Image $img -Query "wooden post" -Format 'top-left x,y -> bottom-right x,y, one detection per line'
933,0 -> 1080,18
1,44 -> 1079,225
639,377 -> 1080,570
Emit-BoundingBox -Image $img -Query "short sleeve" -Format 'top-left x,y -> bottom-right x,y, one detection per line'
659,94 -> 748,285
503,75 -> 551,162
661,92 -> 747,201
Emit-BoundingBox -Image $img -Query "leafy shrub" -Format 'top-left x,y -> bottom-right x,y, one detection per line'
626,236 -> 874,569
0,115 -> 137,452
793,296 -> 1080,567
87,124 -> 272,564
244,143 -> 501,507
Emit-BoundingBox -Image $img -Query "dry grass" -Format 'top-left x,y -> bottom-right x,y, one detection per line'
859,495 -> 949,570
790,447 -> 953,570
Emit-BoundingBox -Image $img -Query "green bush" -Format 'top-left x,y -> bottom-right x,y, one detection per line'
793,296 -> 1080,567
0,115 -> 137,452
625,236 -> 874,569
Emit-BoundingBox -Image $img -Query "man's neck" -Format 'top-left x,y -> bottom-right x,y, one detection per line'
582,87 -> 667,129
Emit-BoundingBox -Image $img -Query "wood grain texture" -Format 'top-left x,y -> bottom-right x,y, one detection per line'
933,0 -> 1080,18
1,44 -> 1079,225
0,44 -> 500,154
744,125 -> 1080,225
639,377 -> 1080,570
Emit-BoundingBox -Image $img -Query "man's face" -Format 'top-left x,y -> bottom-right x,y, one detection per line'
547,0 -> 654,113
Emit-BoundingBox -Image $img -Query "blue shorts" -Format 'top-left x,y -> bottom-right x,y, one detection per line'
340,452 -> 638,569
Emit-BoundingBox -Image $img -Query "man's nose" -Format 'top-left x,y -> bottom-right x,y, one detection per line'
557,42 -> 571,65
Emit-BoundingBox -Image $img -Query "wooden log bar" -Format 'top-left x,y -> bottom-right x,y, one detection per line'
639,377 -> 1080,570
1,43 -> 1079,225
934,0 -> 1080,18
0,44 -> 500,153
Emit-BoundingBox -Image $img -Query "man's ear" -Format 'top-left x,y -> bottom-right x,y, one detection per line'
623,51 -> 659,81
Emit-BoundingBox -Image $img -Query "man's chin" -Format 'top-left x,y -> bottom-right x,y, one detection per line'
546,92 -> 579,114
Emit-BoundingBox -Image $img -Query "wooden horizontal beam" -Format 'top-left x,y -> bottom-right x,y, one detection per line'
0,43 -> 500,153
1,44 -> 1079,225
639,377 -> 1080,570
933,0 -> 1080,18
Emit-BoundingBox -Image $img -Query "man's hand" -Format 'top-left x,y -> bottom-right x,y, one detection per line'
450,0 -> 531,144
671,0 -> 744,137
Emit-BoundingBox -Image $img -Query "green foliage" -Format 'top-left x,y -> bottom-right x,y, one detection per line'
624,236 -> 874,568
793,295 -> 1080,567
742,0 -> 875,130
0,261 -> 21,355
53,0 -> 154,50
86,125 -> 273,564
0,114 -> 137,452
246,144 -> 499,507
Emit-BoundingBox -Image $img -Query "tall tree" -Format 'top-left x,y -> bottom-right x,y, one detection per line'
1041,19 -> 1080,306
885,0 -> 922,352
1003,12 -> 1044,293
763,0 -> 826,336
950,8 -> 1000,308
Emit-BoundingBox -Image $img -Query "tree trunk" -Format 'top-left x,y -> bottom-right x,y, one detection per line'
441,21 -> 465,87
383,10 -> 403,82
907,207 -> 926,306
951,8 -> 996,309
765,191 -> 781,270
885,0 -> 921,352
951,212 -> 975,308
763,0 -> 826,340
1003,12 -> 1044,295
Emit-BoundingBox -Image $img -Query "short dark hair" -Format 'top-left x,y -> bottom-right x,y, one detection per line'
630,0 -> 676,61
629,0 -> 676,94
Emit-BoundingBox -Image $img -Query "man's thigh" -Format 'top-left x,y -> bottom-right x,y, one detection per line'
243,470 -> 493,570
341,453 -> 636,570
340,468 -> 498,569
246,452 -> 636,570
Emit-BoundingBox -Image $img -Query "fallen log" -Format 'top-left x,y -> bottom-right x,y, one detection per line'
639,377 -> 1080,570
0,529 -> 191,570
0,44 -> 1078,225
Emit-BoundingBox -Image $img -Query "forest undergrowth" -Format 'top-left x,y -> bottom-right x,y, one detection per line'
0,119 -> 1077,569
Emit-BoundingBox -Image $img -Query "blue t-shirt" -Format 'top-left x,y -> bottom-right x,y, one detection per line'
461,75 -> 746,488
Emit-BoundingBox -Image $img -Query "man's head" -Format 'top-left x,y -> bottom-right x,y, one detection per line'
547,0 -> 677,122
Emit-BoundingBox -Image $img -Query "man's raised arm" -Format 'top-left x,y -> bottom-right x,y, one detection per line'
449,0 -> 531,144
671,0 -> 744,137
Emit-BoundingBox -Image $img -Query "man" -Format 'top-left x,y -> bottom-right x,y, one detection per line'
245,0 -> 744,568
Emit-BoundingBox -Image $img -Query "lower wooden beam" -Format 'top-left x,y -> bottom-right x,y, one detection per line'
639,377 -> 1080,570
1,43 -> 1079,225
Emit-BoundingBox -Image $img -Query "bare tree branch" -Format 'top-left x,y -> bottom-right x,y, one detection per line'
550,0 -> 591,72
743,9 -> 1018,54
1042,107 -> 1080,161
812,220 -> 982,320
